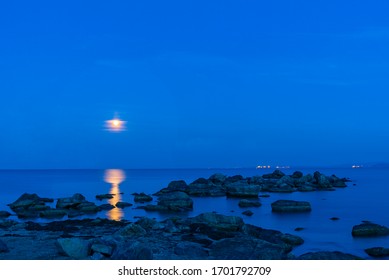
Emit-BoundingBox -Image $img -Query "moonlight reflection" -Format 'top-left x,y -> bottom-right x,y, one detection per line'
105,117 -> 126,132
104,169 -> 126,221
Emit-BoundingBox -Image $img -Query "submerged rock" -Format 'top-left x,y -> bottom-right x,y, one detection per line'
115,202 -> 133,209
352,222 -> 389,237
271,200 -> 311,212
96,194 -> 114,200
238,199 -> 261,208
364,247 -> 389,257
242,210 -> 254,216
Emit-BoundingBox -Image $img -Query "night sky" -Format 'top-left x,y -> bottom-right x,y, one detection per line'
1,1 -> 388,169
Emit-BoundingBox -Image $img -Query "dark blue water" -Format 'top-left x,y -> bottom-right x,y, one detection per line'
0,167 -> 388,259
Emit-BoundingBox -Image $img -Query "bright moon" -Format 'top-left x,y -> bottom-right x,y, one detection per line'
105,117 -> 126,132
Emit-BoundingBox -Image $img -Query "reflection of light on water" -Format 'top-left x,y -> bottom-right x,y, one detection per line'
104,169 -> 126,221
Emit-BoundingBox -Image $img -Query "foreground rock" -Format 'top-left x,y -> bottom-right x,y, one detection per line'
140,191 -> 193,212
298,251 -> 363,260
271,200 -> 312,213
364,247 -> 389,257
352,222 -> 389,237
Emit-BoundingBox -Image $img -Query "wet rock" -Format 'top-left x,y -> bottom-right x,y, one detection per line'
262,170 -> 285,179
39,209 -> 67,219
0,239 -> 9,253
313,171 -> 333,189
280,234 -> 304,246
190,213 -> 244,232
115,202 -> 133,209
155,180 -> 188,195
134,193 -> 153,203
8,193 -> 53,212
291,171 -> 303,178
56,238 -> 91,259
364,247 -> 389,257
210,237 -> 290,260
249,176 -> 265,185
271,200 -> 311,213
242,210 -> 254,216
238,199 -> 261,208
352,222 -> 389,237
208,173 -> 227,184
91,243 -> 114,256
149,191 -> 193,211
225,175 -> 244,183
174,241 -> 209,259
135,217 -> 157,230
187,179 -> 226,197
96,194 -> 114,200
111,241 -> 153,260
330,217 -> 340,221
298,251 -> 363,260
99,204 -> 115,210
56,193 -> 87,209
0,211 -> 12,218
116,223 -> 147,237
226,181 -> 261,197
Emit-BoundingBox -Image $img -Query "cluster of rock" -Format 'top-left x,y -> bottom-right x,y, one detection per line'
0,212 -> 306,260
154,170 -> 349,200
6,193 -> 134,219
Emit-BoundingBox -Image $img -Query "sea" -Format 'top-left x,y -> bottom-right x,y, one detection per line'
0,167 -> 388,259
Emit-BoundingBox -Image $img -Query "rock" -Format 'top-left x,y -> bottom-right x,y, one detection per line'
91,243 -> 114,256
0,211 -> 12,218
0,239 -> 9,253
242,210 -> 254,216
96,194 -> 114,200
259,194 -> 270,198
352,222 -> 389,237
262,170 -> 285,179
8,193 -> 53,212
187,180 -> 226,197
99,204 -> 115,210
271,200 -> 312,213
280,234 -> 304,246
156,191 -> 193,211
208,173 -> 227,184
238,199 -> 261,208
298,251 -> 363,260
291,171 -> 303,178
313,171 -> 333,189
364,247 -> 389,257
76,202 -> 100,213
174,241 -> 209,259
330,217 -> 340,221
39,209 -> 67,218
56,238 -> 91,259
116,223 -> 147,237
294,227 -> 304,231
226,181 -> 261,197
56,193 -> 86,209
210,237 -> 290,260
135,217 -> 157,230
111,241 -> 153,260
225,175 -> 244,183
115,202 -> 133,209
155,180 -> 188,195
134,193 -> 153,203
190,213 -> 244,232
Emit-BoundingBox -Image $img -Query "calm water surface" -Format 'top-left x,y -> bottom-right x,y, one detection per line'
0,167 -> 388,259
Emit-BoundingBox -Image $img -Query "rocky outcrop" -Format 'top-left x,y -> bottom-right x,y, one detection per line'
154,180 -> 188,195
364,247 -> 389,257
141,191 -> 193,212
271,200 -> 312,212
115,202 -> 133,209
8,193 -> 54,218
238,199 -> 261,207
187,178 -> 226,197
352,222 -> 389,237
133,193 -> 153,203
226,181 -> 261,197
298,251 -> 363,260
96,194 -> 114,200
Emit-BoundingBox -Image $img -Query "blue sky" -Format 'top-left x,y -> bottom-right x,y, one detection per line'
1,0 -> 388,169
